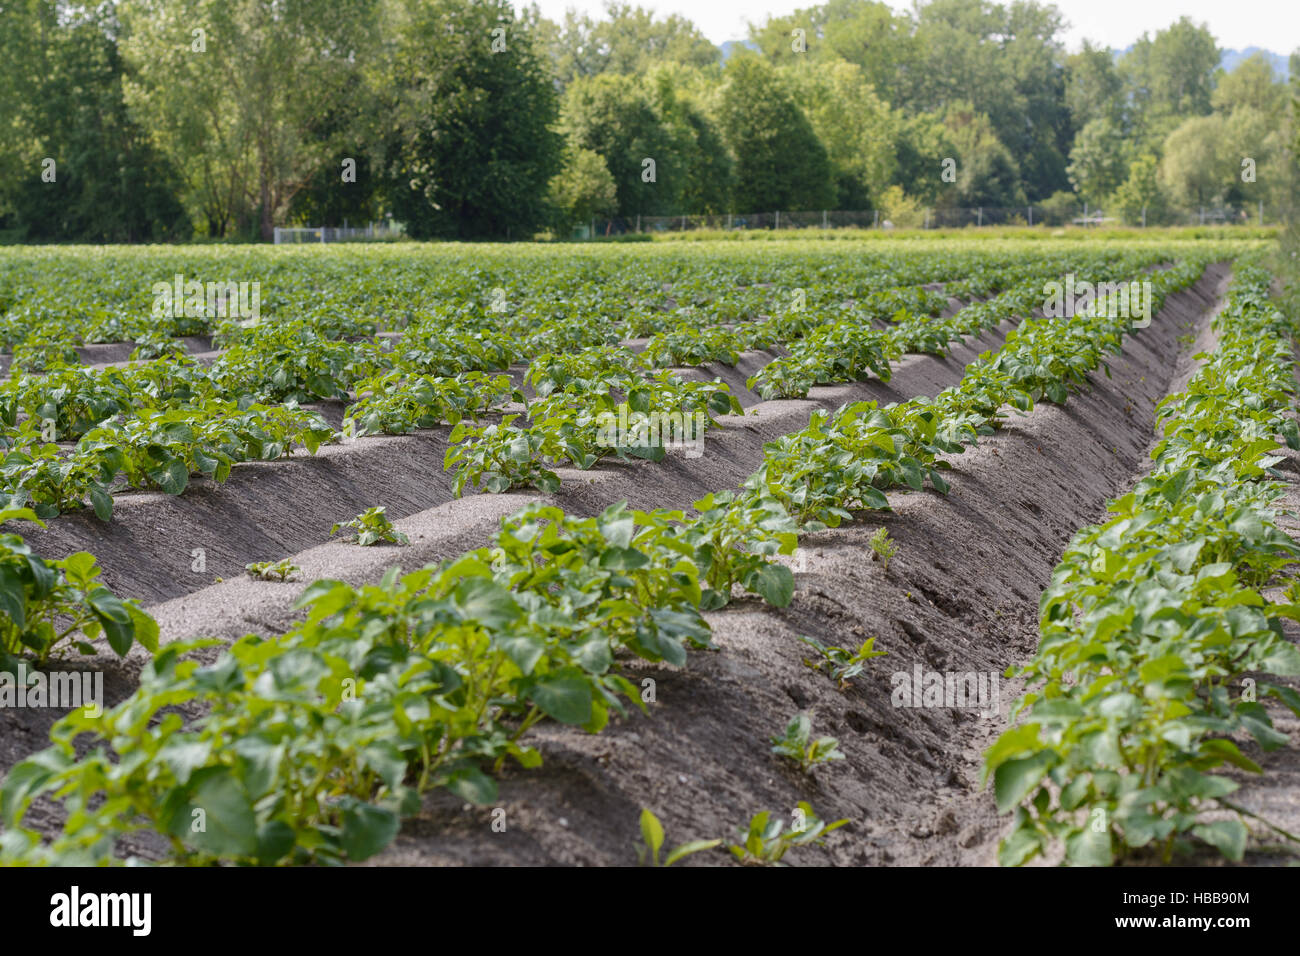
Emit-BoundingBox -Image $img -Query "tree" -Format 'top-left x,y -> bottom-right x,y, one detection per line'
120,0 -> 382,240
748,0 -> 917,104
940,103 -> 1025,208
541,2 -> 717,88
901,0 -> 1069,200
891,111 -> 956,204
0,1 -> 189,241
647,66 -> 734,214
383,0 -> 563,239
1065,41 -> 1124,130
784,58 -> 898,209
1066,118 -> 1132,204
1212,53 -> 1288,117
548,148 -> 618,234
1120,18 -> 1218,125
1112,153 -> 1167,224
718,55 -> 835,212
561,73 -> 681,217
1159,114 -> 1235,210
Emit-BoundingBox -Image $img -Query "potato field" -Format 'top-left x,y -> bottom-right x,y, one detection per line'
2,238 -> 1299,872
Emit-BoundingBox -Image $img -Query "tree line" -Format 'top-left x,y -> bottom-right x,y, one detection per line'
1,0 -> 1296,242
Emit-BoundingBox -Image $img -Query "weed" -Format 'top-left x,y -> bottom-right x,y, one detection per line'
634,809 -> 720,866
330,506 -> 409,547
869,527 -> 898,571
770,711 -> 844,773
798,635 -> 887,690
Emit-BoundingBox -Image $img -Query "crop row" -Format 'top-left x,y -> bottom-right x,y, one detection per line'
0,243 -> 1110,368
984,260 -> 1300,865
0,250 -> 1146,519
448,253 -> 1205,499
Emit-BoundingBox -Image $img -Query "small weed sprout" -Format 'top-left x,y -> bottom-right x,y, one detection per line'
770,711 -> 844,773
245,558 -> 301,582
728,802 -> 849,866
798,634 -> 887,690
331,506 -> 409,546
634,809 -> 720,867
869,527 -> 898,571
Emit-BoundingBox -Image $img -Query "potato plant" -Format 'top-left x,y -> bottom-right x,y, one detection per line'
985,262 -> 1300,866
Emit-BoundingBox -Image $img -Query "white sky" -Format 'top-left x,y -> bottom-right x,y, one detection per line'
528,0 -> 1300,54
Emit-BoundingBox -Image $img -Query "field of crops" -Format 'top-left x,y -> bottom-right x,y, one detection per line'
2,237 -> 1299,868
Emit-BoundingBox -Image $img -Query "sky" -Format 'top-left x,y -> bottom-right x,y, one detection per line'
527,0 -> 1300,54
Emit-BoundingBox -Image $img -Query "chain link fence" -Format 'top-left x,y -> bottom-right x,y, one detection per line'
579,204 -> 1275,237
273,221 -> 406,243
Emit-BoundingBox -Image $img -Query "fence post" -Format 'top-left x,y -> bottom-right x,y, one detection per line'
1028,205 -> 1033,226
1199,207 -> 1205,224
775,210 -> 780,230
874,209 -> 879,228
1259,201 -> 1264,225
727,213 -> 732,230
273,227 -> 280,245
1142,207 -> 1146,228
977,207 -> 983,227
636,214 -> 641,233
320,227 -> 325,244
822,209 -> 828,229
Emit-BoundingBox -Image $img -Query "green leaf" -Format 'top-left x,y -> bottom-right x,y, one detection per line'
747,563 -> 795,607
178,767 -> 258,859
453,578 -> 521,629
858,486 -> 890,510
529,672 -> 593,725
149,458 -> 190,496
640,809 -> 664,863
444,766 -> 498,806
88,486 -> 113,522
993,751 -> 1055,814
664,839 -> 721,866
87,589 -> 134,656
0,565 -> 27,633
340,798 -> 400,861
1192,819 -> 1247,862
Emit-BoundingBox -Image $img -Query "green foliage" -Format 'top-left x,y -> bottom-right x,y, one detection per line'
548,147 -> 618,234
330,506 -> 410,547
798,634 -> 887,690
770,711 -> 845,773
0,507 -> 158,668
346,371 -> 519,436
245,559 -> 301,582
727,803 -> 849,866
634,809 -> 720,866
0,240 -> 1262,869
869,527 -> 898,571
386,0 -> 563,239
719,56 -> 836,212
985,262 -> 1300,866
560,72 -> 682,218
0,2 -> 190,241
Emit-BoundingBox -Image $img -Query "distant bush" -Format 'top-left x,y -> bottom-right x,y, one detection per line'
1035,191 -> 1079,226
